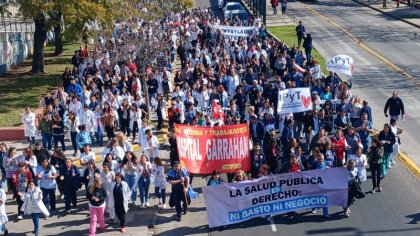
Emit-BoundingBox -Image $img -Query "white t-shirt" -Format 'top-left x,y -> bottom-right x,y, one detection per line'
80,151 -> 96,174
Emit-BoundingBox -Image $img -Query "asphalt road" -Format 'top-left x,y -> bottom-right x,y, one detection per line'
197,0 -> 420,235
291,0 -> 420,168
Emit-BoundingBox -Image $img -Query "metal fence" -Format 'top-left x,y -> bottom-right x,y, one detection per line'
243,0 -> 267,25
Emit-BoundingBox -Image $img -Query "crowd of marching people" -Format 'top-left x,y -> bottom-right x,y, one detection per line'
0,5 -> 407,235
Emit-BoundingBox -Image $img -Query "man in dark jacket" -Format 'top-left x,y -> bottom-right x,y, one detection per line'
249,115 -> 265,145
384,91 -> 405,121
295,21 -> 306,48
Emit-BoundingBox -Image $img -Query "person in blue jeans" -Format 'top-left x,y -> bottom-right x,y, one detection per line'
311,153 -> 330,218
35,158 -> 57,216
152,157 -> 167,208
137,155 -> 153,208
20,180 -> 49,236
120,151 -> 138,206
0,143 -> 7,189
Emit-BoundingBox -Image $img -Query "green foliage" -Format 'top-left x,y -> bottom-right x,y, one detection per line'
268,25 -> 327,75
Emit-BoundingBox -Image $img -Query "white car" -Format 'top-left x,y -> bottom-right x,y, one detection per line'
223,2 -> 243,19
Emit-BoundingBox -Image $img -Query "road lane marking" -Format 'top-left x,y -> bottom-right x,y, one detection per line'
269,218 -> 277,232
299,2 -> 414,80
415,43 -> 420,46
367,19 -> 372,22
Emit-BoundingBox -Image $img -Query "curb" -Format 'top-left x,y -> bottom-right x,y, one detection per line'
352,0 -> 420,29
397,152 -> 420,179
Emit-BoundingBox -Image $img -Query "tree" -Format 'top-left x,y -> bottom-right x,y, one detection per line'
16,0 -> 140,73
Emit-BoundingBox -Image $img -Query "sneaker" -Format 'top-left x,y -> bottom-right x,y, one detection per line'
131,202 -> 136,207
377,187 -> 382,192
120,227 -> 126,233
371,188 -> 376,194
388,165 -> 392,169
17,215 -> 23,220
288,215 -> 294,220
61,195 -> 65,200
50,210 -> 57,214
265,215 -> 272,222
98,228 -> 106,233
311,209 -> 317,214
162,204 -> 167,209
44,217 -> 49,220
66,210 -> 71,214
109,219 -> 114,224
176,214 -> 182,222
146,202 -> 150,207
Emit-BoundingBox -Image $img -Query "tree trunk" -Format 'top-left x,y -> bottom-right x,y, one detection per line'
31,14 -> 48,73
53,11 -> 63,56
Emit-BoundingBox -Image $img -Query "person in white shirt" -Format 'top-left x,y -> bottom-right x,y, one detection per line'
79,144 -> 96,175
152,157 -> 166,208
138,119 -> 152,148
68,96 -> 83,118
22,107 -> 37,148
79,105 -> 95,140
142,129 -> 159,160
389,118 -> 402,166
101,138 -> 125,162
348,147 -> 367,183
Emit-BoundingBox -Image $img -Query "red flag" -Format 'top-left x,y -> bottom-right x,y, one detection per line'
211,100 -> 224,120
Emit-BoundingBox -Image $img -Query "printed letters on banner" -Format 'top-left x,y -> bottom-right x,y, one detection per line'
202,168 -> 348,228
277,87 -> 313,114
212,25 -> 255,37
326,54 -> 354,77
174,124 -> 251,174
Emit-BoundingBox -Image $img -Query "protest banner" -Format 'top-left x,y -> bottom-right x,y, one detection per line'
175,123 -> 251,174
277,87 -> 313,114
202,168 -> 348,228
326,54 -> 354,77
212,25 -> 255,38
310,64 -> 322,80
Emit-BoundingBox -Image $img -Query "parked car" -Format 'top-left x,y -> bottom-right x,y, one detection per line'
223,2 -> 243,19
230,9 -> 249,26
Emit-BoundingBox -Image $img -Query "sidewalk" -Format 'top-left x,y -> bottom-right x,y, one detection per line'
352,0 -> 420,28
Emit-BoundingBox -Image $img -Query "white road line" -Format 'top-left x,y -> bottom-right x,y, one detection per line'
415,43 -> 420,46
367,19 -> 372,22
270,218 -> 277,232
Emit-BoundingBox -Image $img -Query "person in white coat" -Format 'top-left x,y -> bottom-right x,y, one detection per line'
143,129 -> 159,160
108,173 -> 131,233
152,157 -> 167,208
22,107 -> 37,148
0,188 -> 8,235
79,105 -> 95,141
129,104 -> 142,142
348,147 -> 367,183
101,138 -> 125,162
138,119 -> 152,148
19,180 -> 49,236
117,134 -> 133,153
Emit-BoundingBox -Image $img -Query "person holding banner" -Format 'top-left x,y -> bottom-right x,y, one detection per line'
311,153 -> 330,218
207,170 -> 225,186
168,162 -> 189,222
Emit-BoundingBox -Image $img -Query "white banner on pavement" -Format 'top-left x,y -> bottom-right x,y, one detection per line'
202,168 -> 348,228
326,54 -> 354,76
213,25 -> 255,37
277,87 -> 313,114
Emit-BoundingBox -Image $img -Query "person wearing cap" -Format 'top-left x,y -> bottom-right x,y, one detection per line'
167,161 -> 189,222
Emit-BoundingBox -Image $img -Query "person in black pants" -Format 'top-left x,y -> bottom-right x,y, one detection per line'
156,95 -> 165,130
296,21 -> 306,48
367,138 -> 383,193
168,162 -> 189,222
59,158 -> 80,213
111,173 -> 131,233
118,99 -> 131,136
